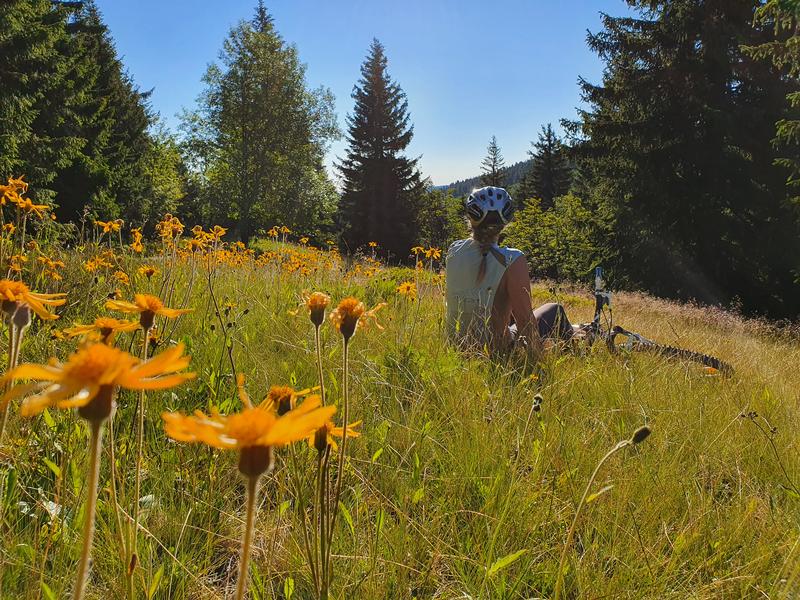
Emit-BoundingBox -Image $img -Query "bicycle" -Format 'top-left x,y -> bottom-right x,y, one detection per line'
577,267 -> 734,375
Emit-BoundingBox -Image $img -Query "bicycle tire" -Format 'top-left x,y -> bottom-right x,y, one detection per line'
610,326 -> 734,376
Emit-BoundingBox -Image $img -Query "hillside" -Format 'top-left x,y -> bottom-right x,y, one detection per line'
438,158 -> 532,196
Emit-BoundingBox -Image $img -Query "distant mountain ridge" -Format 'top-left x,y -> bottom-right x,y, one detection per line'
436,159 -> 533,197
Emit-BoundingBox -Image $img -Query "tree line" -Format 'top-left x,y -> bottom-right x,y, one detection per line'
1,1 -> 798,318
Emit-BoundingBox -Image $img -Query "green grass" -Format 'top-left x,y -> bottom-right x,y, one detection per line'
1,241 -> 799,599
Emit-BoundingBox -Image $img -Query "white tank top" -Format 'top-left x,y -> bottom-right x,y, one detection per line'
445,238 -> 524,345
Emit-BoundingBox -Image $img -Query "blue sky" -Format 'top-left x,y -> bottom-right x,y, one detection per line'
96,0 -> 631,185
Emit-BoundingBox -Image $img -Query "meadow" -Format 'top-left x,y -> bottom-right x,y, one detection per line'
0,180 -> 798,599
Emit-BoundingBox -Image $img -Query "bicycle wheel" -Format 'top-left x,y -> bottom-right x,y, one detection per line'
610,326 -> 734,375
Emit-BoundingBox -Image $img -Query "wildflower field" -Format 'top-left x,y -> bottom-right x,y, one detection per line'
0,177 -> 798,599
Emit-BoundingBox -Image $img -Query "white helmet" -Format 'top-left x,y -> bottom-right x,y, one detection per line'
466,186 -> 514,225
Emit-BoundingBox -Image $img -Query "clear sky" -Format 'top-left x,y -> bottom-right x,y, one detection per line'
95,0 -> 632,186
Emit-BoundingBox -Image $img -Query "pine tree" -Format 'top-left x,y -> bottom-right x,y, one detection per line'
479,135 -> 506,187
517,124 -> 572,209
182,1 -> 338,241
337,39 -> 423,259
569,0 -> 800,318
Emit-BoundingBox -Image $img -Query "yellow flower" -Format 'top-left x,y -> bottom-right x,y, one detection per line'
368,241 -> 378,248
113,271 -> 130,286
211,225 -> 227,240
106,293 -> 191,330
131,228 -> 144,253
299,236 -> 309,245
2,223 -> 15,235
425,246 -> 442,260
18,198 -> 49,218
329,297 -> 386,341
305,291 -> 330,327
95,220 -> 122,234
267,226 -> 279,238
308,419 -> 361,453
64,317 -> 140,344
0,342 -> 194,421
0,279 -> 66,321
411,246 -> 425,256
137,265 -> 159,279
163,374 -> 335,476
397,281 -> 417,300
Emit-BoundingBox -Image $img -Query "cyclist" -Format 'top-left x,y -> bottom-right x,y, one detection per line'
445,186 -> 576,354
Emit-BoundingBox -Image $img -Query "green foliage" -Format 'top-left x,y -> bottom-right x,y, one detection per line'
337,39 -> 424,260
504,194 -> 607,281
568,0 -> 800,318
744,0 -> 800,204
516,124 -> 572,209
415,187 -> 468,249
179,2 -> 339,241
480,135 -> 506,188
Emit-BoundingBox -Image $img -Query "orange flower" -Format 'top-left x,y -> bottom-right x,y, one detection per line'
1,342 -> 194,421
114,271 -> 130,286
163,375 -> 335,477
64,317 -> 140,344
308,419 -> 361,453
137,265 -> 159,279
0,279 -> 66,321
131,228 -> 144,253
397,281 -> 417,300
305,291 -> 330,327
329,297 -> 386,341
106,293 -> 190,330
17,198 -> 49,218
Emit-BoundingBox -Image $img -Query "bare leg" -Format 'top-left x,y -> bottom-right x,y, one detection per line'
533,303 -> 573,341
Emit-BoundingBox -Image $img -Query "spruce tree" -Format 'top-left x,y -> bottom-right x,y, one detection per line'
744,1 -> 800,203
479,135 -> 506,187
0,0 -> 84,202
517,124 -> 571,209
337,39 -> 422,259
52,0 -> 154,222
569,0 -> 800,318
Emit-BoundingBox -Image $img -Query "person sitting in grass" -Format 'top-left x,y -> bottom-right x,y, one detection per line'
445,185 -> 578,354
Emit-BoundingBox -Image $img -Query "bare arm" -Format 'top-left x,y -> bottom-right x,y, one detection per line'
505,256 -> 544,358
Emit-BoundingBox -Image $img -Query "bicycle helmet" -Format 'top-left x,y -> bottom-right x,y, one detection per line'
466,186 -> 514,226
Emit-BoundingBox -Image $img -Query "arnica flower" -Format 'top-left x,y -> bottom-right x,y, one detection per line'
0,279 -> 66,321
265,384 -> 317,416
64,317 -> 140,345
397,281 -> 417,300
106,293 -> 190,330
18,198 -> 49,218
95,219 -> 122,234
411,246 -> 425,256
306,291 -> 330,327
131,228 -> 144,253
0,342 -> 194,422
163,375 -> 335,477
425,246 -> 442,260
137,265 -> 159,279
309,419 -> 361,454
329,297 -> 386,341
114,270 -> 130,286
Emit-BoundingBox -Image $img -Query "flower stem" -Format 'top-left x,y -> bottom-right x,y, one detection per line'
235,476 -> 259,600
325,338 -> 350,584
73,420 -> 104,600
314,325 -> 326,406
553,440 -> 629,600
130,325 -> 151,584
